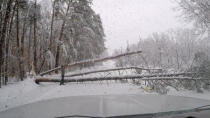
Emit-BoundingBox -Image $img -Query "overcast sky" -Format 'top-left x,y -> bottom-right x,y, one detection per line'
92,0 -> 188,53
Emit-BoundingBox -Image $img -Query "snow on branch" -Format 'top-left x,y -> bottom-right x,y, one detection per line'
64,66 -> 162,77
39,50 -> 142,76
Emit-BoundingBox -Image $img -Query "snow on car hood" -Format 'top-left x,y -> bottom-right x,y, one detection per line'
0,94 -> 209,118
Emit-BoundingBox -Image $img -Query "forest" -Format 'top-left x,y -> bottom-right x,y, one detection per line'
0,0 -> 210,91
0,0 -> 105,87
1,0 -> 210,115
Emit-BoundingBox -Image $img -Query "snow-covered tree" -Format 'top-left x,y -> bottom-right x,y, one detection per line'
0,0 -> 106,86
177,0 -> 210,33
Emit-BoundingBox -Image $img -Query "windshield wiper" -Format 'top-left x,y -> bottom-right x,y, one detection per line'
55,105 -> 210,118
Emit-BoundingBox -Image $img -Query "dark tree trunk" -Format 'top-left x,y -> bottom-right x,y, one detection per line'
55,19 -> 66,71
28,20 -> 32,72
48,0 -> 56,70
0,2 -> 3,38
33,0 -> 37,74
5,3 -> 16,85
55,1 -> 71,72
19,11 -> 28,80
0,0 -> 13,88
16,0 -> 24,81
49,0 -> 55,51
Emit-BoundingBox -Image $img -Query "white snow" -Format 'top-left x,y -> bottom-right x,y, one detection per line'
0,78 -> 151,112
1,78 -> 210,112
0,62 -> 210,112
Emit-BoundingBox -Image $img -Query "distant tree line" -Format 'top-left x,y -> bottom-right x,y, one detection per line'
114,28 -> 210,72
114,0 -> 210,91
114,28 -> 210,93
0,0 -> 105,87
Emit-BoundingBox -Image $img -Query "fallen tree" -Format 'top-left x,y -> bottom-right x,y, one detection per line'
35,76 -> 210,84
64,66 -> 162,77
35,72 -> 204,84
40,50 -> 142,76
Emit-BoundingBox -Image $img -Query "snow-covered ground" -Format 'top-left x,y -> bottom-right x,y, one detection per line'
1,78 -> 210,112
0,62 -> 210,112
0,79 -> 146,112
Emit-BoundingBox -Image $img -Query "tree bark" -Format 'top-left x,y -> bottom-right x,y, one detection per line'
5,3 -> 16,85
33,0 -> 37,74
28,20 -> 32,72
0,0 -> 13,87
48,0 -> 56,70
16,0 -> 24,81
19,8 -> 28,80
49,0 -> 55,52
175,49 -> 180,70
55,1 -> 71,72
35,75 -> 201,84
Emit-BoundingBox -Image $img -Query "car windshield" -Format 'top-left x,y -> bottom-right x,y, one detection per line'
0,0 -> 210,118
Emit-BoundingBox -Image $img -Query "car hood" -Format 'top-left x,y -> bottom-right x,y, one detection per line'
0,94 -> 210,118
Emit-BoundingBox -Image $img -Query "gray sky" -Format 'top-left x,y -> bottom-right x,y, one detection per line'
92,0 -> 188,53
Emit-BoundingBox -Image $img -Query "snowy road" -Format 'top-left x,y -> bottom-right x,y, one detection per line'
0,78 -> 210,112
0,79 -> 148,112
